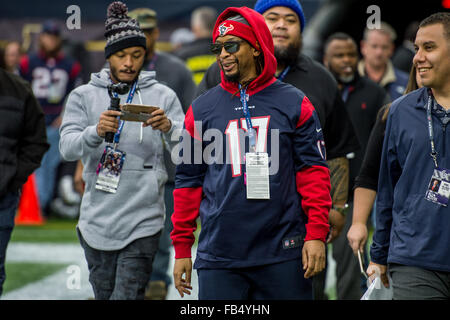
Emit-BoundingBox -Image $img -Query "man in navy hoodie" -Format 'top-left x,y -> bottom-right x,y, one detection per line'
368,12 -> 450,300
170,6 -> 331,300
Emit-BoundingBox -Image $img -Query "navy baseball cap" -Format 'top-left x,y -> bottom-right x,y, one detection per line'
42,20 -> 61,36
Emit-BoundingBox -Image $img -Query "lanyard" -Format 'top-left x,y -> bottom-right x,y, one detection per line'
277,65 -> 291,82
426,89 -> 438,168
112,81 -> 138,145
239,84 -> 257,151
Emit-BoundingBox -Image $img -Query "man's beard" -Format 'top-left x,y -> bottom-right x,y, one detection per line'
337,74 -> 355,84
220,56 -> 262,84
221,59 -> 241,83
224,71 -> 240,83
330,69 -> 355,85
274,40 -> 301,67
110,64 -> 142,84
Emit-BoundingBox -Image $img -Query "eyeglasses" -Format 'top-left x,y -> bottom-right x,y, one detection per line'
210,40 -> 245,55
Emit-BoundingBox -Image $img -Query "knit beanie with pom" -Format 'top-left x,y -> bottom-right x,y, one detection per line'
104,1 -> 147,59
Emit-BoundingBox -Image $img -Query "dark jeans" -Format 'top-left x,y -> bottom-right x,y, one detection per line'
197,258 -> 312,300
78,229 -> 160,300
389,264 -> 450,300
0,191 -> 20,296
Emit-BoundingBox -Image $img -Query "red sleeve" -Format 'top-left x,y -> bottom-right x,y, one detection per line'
19,55 -> 29,76
170,187 -> 203,258
296,96 -> 314,128
296,166 -> 331,242
184,105 -> 201,140
70,61 -> 81,80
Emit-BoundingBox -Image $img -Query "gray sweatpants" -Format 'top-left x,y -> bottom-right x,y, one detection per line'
78,229 -> 160,300
389,264 -> 450,300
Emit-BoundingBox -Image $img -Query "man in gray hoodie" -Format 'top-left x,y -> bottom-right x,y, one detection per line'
59,1 -> 184,300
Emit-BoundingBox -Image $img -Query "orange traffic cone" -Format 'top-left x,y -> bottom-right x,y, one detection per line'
15,173 -> 45,225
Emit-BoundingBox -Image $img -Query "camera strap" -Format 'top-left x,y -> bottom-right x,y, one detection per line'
112,81 -> 138,146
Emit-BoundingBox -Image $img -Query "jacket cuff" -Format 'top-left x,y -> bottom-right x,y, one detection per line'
305,222 -> 329,243
370,246 -> 389,265
371,256 -> 388,266
174,242 -> 192,259
163,118 -> 181,140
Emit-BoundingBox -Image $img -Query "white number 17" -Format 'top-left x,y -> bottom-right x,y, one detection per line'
224,116 -> 270,177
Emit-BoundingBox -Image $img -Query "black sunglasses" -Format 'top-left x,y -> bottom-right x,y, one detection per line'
210,40 -> 245,55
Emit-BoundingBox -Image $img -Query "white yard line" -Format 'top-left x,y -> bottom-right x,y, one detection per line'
1,242 -> 197,300
2,242 -> 93,300
5,243 -> 86,264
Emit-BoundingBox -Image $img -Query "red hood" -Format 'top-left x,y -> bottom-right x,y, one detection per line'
213,7 -> 277,96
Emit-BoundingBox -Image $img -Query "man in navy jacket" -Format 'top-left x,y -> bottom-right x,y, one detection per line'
368,12 -> 450,300
171,6 -> 331,300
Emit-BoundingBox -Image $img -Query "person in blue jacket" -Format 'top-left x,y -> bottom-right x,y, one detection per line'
368,12 -> 450,300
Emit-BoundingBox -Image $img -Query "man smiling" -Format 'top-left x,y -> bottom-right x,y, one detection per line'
171,6 -> 332,300
368,12 -> 450,300
197,0 -> 359,256
197,0 -> 359,300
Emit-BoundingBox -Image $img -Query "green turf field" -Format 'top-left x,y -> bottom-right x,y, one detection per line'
10,218 -> 78,243
3,262 -> 68,294
3,218 -> 78,296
